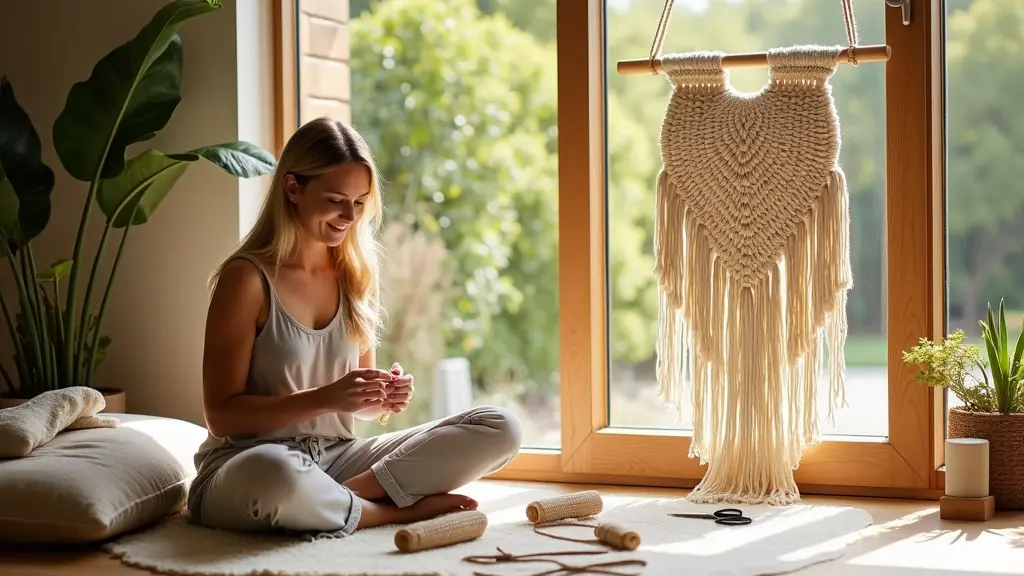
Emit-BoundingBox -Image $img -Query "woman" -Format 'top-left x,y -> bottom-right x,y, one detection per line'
187,117 -> 523,538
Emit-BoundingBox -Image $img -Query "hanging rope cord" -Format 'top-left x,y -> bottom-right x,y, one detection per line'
840,0 -> 861,64
647,0 -> 861,70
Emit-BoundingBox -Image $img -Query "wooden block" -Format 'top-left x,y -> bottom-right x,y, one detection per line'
939,495 -> 995,522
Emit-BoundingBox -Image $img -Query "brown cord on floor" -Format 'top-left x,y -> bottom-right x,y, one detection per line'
462,547 -> 647,576
532,520 -> 642,552
533,521 -> 602,545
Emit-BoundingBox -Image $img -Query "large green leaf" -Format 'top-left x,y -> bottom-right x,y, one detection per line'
0,162 -> 19,238
178,141 -> 277,178
98,141 -> 275,229
999,300 -> 1009,376
97,150 -> 190,228
52,0 -> 221,181
0,77 -> 55,249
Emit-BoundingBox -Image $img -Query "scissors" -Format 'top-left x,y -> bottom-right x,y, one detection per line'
667,508 -> 753,525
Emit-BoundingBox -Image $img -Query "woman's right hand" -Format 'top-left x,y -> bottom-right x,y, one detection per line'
322,368 -> 395,413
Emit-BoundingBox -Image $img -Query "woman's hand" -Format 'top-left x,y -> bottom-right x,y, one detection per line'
383,362 -> 415,415
322,368 -> 394,413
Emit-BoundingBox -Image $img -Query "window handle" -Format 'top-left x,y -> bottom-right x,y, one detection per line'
885,0 -> 912,26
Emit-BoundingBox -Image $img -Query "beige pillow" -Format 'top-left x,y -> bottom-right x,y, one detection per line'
0,413 -> 208,543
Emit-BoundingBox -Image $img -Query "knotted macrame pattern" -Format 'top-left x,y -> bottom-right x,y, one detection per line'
654,46 -> 853,506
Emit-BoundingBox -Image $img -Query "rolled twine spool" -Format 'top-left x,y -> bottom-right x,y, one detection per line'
594,522 -> 641,551
394,510 -> 487,553
533,521 -> 641,551
526,490 -> 603,524
527,491 -> 640,551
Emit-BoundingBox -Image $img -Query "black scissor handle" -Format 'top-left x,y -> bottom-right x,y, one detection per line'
714,508 -> 744,516
712,509 -> 752,525
716,515 -> 752,525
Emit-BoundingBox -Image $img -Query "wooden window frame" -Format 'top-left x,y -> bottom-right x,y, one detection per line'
272,0 -> 298,156
275,0 -> 950,499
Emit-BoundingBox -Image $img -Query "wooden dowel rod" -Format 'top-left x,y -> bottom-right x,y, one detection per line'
616,44 -> 891,75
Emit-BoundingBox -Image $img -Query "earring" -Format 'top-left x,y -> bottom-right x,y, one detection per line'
289,196 -> 296,204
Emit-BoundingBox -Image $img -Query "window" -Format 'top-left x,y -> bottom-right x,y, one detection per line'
288,0 -> 562,449
283,0 -> 949,495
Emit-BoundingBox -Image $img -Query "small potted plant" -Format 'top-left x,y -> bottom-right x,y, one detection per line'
0,0 -> 276,410
903,299 -> 1024,510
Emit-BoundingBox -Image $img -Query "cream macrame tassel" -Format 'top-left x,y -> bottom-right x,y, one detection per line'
654,47 -> 853,506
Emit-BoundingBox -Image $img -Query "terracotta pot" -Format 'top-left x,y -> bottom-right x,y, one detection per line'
0,387 -> 126,413
947,407 -> 1024,510
95,388 -> 126,413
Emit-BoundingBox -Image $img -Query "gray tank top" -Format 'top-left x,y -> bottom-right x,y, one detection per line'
194,254 -> 360,464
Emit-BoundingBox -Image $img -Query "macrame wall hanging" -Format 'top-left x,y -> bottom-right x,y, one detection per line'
618,0 -> 890,506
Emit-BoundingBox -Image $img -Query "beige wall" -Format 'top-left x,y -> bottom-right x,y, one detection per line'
0,0 -> 275,425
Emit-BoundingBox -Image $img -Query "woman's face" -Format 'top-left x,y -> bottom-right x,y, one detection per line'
285,163 -> 371,247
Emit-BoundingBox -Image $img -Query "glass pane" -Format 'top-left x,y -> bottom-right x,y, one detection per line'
944,0 -> 1024,420
605,0 -> 888,438
335,0 -> 559,448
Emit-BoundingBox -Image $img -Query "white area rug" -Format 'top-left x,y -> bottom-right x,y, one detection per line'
105,484 -> 873,576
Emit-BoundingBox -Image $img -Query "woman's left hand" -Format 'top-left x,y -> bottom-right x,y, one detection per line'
384,362 -> 414,414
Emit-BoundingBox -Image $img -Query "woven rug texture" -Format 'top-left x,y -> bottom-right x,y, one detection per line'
104,484 -> 873,576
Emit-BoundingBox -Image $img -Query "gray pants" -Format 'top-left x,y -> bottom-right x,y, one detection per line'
190,406 -> 522,537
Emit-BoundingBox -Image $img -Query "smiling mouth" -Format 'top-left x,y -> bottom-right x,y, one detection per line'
328,222 -> 348,233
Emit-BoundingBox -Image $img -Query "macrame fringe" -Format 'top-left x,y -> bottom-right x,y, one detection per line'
654,166 -> 852,506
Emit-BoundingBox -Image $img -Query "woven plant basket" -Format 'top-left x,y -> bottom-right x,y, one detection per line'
947,407 -> 1024,510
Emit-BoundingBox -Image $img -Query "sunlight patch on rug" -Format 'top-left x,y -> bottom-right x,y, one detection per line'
104,487 -> 873,576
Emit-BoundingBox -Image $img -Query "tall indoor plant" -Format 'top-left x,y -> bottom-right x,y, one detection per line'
903,299 -> 1024,509
0,0 -> 276,408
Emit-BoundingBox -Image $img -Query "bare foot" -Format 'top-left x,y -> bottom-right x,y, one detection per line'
356,493 -> 478,529
405,493 -> 478,522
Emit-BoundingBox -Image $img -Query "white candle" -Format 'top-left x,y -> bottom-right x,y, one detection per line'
945,438 -> 990,498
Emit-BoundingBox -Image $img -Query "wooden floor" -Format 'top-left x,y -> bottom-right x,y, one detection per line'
3,480 -> 1024,575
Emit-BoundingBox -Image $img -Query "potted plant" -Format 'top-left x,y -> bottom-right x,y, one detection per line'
0,0 -> 276,411
902,299 -> 1024,510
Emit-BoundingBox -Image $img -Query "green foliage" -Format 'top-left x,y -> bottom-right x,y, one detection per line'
903,300 -> 1024,414
0,0 -> 276,398
98,144 -> 274,228
945,0 -> 1024,325
978,299 -> 1024,414
0,164 -> 18,237
0,78 -> 55,251
6,256 -> 111,397
478,0 -> 556,44
349,0 -> 557,392
350,0 -> 657,394
902,330 -> 994,413
52,0 -> 222,181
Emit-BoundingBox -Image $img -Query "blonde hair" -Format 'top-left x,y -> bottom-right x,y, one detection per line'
210,117 -> 384,353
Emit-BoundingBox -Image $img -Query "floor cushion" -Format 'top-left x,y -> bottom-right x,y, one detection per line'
0,412 -> 208,543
